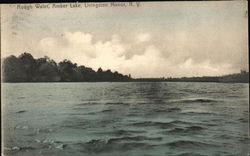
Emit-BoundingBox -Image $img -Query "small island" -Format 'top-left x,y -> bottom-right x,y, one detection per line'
2,53 -> 249,83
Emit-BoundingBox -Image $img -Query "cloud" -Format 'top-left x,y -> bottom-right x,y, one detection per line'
37,30 -> 246,78
39,32 -> 127,71
135,33 -> 151,43
38,31 -> 163,77
40,37 -> 57,48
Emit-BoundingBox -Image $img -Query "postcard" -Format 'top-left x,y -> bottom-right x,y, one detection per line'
1,1 -> 249,156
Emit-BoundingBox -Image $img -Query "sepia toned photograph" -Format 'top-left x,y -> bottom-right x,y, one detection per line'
1,1 -> 249,156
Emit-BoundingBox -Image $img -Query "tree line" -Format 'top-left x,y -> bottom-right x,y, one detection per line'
2,52 -> 248,83
2,52 -> 132,82
135,71 -> 249,83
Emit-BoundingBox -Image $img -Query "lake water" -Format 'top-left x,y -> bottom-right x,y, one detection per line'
2,82 -> 249,156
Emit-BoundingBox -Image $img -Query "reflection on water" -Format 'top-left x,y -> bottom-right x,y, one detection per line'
2,82 -> 249,156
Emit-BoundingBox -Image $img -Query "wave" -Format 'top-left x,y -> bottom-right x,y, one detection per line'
107,136 -> 162,144
76,102 -> 100,106
130,120 -> 194,129
36,128 -> 54,134
34,139 -> 66,150
165,128 -> 185,133
239,137 -> 250,143
172,98 -> 218,103
86,109 -> 114,115
131,121 -> 175,129
217,134 -> 233,140
187,125 -> 204,131
217,134 -> 250,143
85,136 -> 161,146
82,138 -> 154,153
16,110 -> 26,113
162,125 -> 205,134
238,118 -> 248,123
154,107 -> 181,113
4,146 -> 35,151
168,120 -> 193,125
55,144 -> 66,149
39,138 -> 62,144
101,109 -> 113,113
119,142 -> 152,149
145,108 -> 182,116
96,129 -> 146,136
85,139 -> 106,145
15,125 -> 29,130
202,122 -> 218,127
136,102 -> 150,105
105,102 -> 130,106
174,153 -> 208,156
181,111 -> 216,116
136,101 -> 166,105
165,140 -> 216,148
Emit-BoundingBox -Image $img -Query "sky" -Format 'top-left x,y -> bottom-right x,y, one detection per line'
1,1 -> 248,78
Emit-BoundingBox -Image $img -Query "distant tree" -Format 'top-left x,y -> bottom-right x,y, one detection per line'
33,56 -> 60,82
97,67 -> 103,73
18,52 -> 36,81
2,55 -> 24,82
78,65 -> 96,81
58,60 -> 78,81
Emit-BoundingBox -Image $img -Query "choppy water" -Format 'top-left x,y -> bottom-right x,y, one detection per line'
2,82 -> 249,156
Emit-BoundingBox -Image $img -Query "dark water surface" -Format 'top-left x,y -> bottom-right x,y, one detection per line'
2,82 -> 249,156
